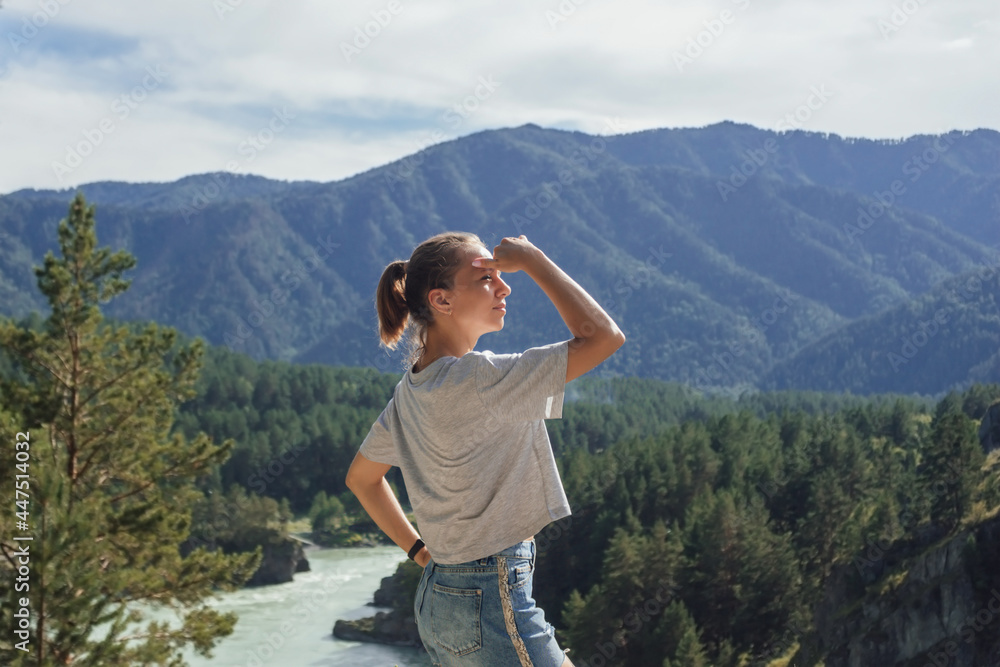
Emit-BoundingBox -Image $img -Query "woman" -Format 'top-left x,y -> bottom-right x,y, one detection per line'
346,232 -> 625,666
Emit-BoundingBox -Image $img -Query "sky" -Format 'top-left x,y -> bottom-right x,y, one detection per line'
1,0 -> 998,194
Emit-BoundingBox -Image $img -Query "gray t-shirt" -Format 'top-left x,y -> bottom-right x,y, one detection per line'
359,340 -> 571,564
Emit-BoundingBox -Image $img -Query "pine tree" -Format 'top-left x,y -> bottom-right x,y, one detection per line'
919,406 -> 984,530
658,600 -> 709,667
0,194 -> 260,666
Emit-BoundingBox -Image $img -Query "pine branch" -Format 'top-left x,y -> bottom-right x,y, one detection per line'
106,451 -> 214,506
19,344 -> 72,390
0,542 -> 23,568
74,378 -> 177,479
77,356 -> 152,412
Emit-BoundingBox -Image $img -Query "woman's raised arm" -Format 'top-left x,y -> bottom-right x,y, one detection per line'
473,236 -> 625,383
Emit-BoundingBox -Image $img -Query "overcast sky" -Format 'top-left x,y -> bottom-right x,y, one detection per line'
1,0 -> 997,194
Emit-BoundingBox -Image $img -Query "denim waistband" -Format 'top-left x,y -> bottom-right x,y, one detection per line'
434,538 -> 535,569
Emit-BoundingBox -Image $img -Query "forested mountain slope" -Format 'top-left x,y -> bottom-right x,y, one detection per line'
3,123 -> 997,393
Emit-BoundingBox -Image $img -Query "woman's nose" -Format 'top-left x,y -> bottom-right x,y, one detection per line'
497,276 -> 511,297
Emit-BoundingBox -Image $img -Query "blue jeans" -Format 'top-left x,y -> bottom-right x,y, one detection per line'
414,539 -> 567,666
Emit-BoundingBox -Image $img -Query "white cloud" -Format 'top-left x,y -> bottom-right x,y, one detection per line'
2,0 -> 998,193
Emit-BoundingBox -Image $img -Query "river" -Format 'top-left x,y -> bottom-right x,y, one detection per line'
181,545 -> 432,667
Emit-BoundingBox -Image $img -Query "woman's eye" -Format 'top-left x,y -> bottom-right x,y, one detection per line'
482,275 -> 492,281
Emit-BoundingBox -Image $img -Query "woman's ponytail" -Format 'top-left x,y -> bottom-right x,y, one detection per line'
376,260 -> 409,348
374,232 -> 484,365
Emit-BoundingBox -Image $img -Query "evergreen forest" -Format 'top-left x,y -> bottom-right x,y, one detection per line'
178,342 -> 1000,664
2,164 -> 1000,666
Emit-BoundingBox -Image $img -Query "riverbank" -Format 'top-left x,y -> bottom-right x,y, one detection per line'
333,557 -> 424,648
181,546 -> 431,666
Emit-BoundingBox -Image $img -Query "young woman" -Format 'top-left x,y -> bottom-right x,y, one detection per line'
346,233 -> 625,666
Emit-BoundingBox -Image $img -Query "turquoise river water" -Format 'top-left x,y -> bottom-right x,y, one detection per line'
179,545 -> 432,667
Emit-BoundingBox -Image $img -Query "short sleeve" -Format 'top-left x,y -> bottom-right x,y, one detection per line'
359,398 -> 399,466
475,340 -> 569,423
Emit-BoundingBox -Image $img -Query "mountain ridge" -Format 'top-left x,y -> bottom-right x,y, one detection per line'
2,122 -> 997,394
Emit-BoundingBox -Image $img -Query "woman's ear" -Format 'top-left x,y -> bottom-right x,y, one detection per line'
427,288 -> 452,316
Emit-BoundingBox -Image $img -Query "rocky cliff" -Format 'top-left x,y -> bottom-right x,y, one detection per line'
797,513 -> 1000,666
246,537 -> 311,587
980,402 -> 1000,454
332,559 -> 423,649
332,610 -> 422,648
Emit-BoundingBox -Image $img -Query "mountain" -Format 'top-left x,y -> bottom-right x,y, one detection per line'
765,264 -> 1000,395
2,122 -> 998,394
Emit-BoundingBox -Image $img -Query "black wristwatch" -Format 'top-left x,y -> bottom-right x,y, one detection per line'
408,538 -> 425,561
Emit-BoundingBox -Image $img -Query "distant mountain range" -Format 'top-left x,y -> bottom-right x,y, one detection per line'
2,122 -> 998,395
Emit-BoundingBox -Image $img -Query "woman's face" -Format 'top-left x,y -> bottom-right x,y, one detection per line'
438,245 -> 511,335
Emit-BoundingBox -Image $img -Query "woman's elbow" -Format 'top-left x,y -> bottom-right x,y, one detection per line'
345,452 -> 388,492
345,468 -> 372,494
610,326 -> 626,349
600,325 -> 626,356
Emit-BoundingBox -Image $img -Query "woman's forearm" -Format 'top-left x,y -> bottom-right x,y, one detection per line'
524,250 -> 623,343
346,455 -> 430,566
522,249 -> 625,381
357,479 -> 431,567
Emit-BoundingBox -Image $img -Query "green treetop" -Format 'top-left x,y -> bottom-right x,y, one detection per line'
0,193 -> 260,666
